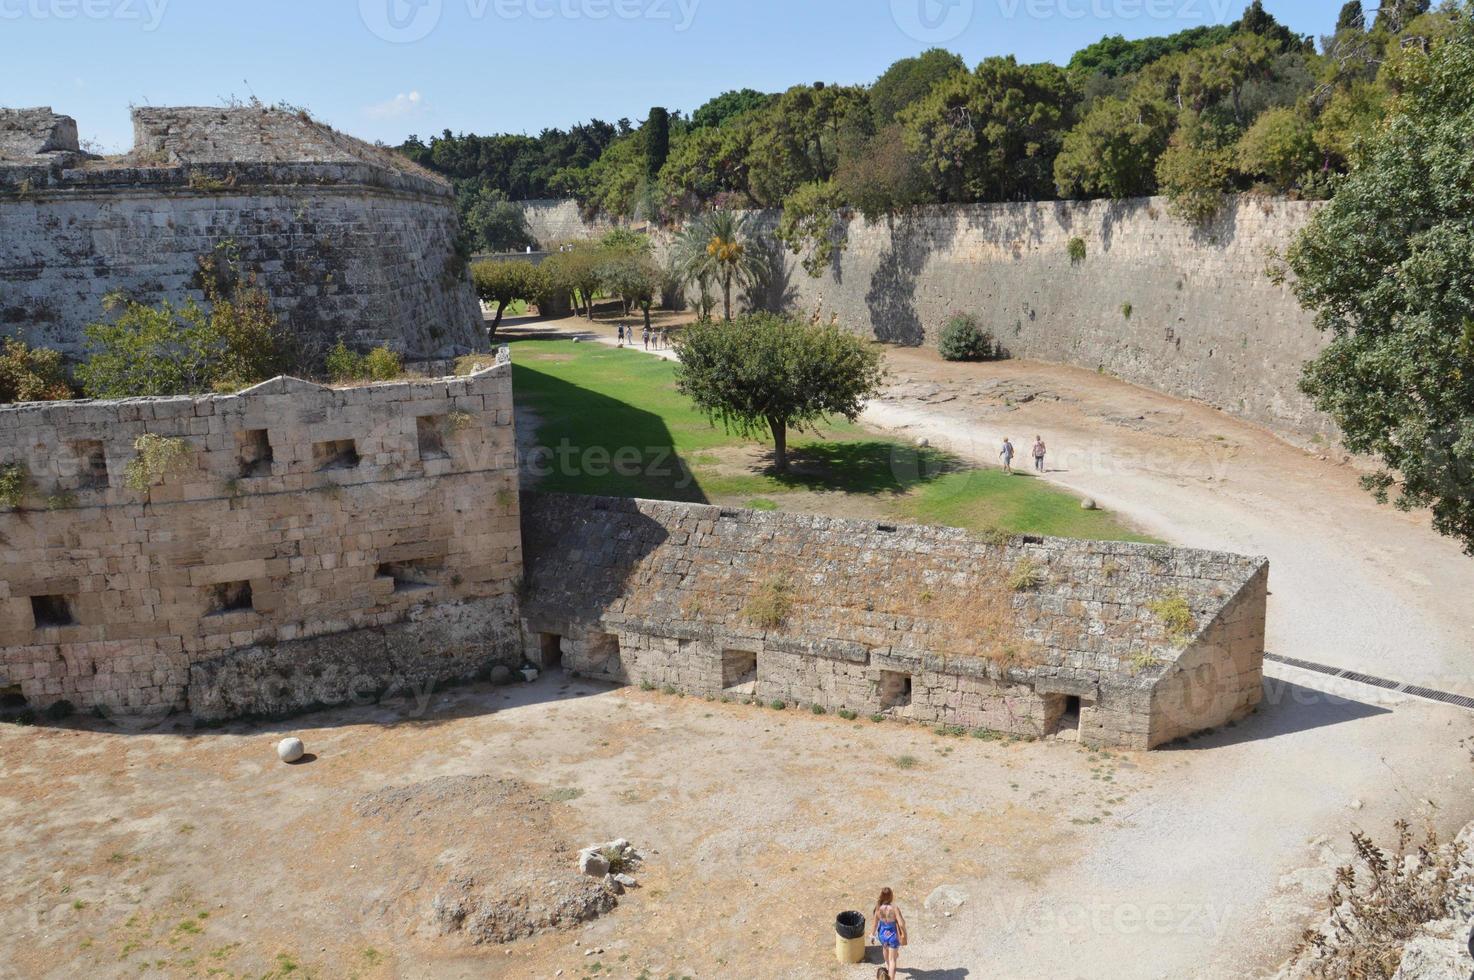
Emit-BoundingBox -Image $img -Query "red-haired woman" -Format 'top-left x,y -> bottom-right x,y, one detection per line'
871,887 -> 907,979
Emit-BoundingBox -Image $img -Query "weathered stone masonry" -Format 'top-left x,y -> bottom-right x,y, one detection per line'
534,195 -> 1332,444
521,494 -> 1268,750
0,106 -> 484,360
0,358 -> 522,722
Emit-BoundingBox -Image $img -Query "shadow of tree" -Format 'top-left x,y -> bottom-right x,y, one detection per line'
763,440 -> 962,496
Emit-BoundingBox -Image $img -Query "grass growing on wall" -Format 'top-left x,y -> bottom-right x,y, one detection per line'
488,338 -> 1154,542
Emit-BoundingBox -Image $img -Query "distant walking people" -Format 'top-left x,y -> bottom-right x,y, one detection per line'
659,326 -> 669,349
871,888 -> 907,980
616,324 -> 625,347
1032,435 -> 1046,472
642,325 -> 651,350
1000,437 -> 1016,473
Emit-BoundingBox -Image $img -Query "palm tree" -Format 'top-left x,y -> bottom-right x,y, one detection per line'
673,211 -> 763,321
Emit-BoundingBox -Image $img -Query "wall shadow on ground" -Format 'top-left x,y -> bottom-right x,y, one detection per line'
1161,677 -> 1392,751
510,356 -> 708,504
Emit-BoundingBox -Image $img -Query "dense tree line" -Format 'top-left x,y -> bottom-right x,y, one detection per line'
404,1 -> 1456,264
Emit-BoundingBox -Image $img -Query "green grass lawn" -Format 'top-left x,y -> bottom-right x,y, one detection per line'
478,338 -> 1154,543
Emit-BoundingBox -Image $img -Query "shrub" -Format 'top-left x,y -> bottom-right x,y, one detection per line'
0,462 -> 30,510
870,713 -> 886,723
1120,302 -> 1133,319
78,248 -> 291,398
744,574 -> 794,629
1008,557 -> 1046,592
893,755 -> 918,769
1294,820 -> 1473,977
124,435 -> 191,493
661,684 -> 678,696
937,313 -> 998,362
1067,237 -> 1087,265
1147,590 -> 1196,644
639,680 -> 656,692
810,704 -> 825,715
769,699 -> 786,711
0,339 -> 72,403
325,340 -> 403,383
838,709 -> 858,721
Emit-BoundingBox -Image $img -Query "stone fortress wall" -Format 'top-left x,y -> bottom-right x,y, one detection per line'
0,356 -> 523,724
520,493 -> 1268,750
530,195 -> 1332,444
0,106 -> 485,361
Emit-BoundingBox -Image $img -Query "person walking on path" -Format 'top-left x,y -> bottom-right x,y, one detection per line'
616,324 -> 625,347
642,325 -> 651,350
871,888 -> 907,980
1032,435 -> 1047,473
1000,437 -> 1016,474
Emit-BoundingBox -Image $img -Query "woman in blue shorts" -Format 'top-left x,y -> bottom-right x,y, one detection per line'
871,887 -> 907,979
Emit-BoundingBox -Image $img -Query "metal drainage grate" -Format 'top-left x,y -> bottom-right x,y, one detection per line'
1264,652 -> 1474,711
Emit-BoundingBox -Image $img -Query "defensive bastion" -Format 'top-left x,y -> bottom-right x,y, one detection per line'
0,106 -> 484,360
0,357 -> 522,723
0,353 -> 1268,748
520,493 -> 1267,749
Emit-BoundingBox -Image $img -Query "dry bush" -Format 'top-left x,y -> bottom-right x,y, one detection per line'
744,574 -> 795,629
1294,820 -> 1473,979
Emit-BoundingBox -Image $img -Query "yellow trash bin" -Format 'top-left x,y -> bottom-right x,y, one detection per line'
835,933 -> 866,964
834,911 -> 867,964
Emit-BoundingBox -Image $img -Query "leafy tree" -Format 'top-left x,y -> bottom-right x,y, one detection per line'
1285,14 -> 1474,553
1336,0 -> 1366,32
745,83 -> 868,207
869,49 -> 967,124
1054,93 -> 1173,198
1236,0 -> 1310,52
1235,106 -> 1318,189
690,89 -> 773,129
0,338 -> 72,403
1314,79 -> 1388,167
673,313 -> 884,472
901,56 -> 1077,202
672,211 -> 764,321
79,296 -> 226,398
1067,26 -> 1235,78
1155,110 -> 1237,221
79,249 -> 289,397
600,228 -> 653,255
541,244 -> 604,320
597,252 -> 661,329
464,188 -> 535,252
777,179 -> 846,278
645,106 -> 671,180
1374,0 -> 1430,34
471,260 -> 548,336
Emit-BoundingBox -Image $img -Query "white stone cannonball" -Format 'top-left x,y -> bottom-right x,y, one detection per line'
277,737 -> 305,763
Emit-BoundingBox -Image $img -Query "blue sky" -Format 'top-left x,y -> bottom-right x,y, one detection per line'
4,0 -> 1338,153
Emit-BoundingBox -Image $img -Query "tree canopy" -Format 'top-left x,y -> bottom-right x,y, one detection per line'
673,313 -> 885,472
1286,11 -> 1474,553
395,1 -> 1454,269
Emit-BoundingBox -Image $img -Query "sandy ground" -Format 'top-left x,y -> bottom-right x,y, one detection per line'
3,317 -> 1471,979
